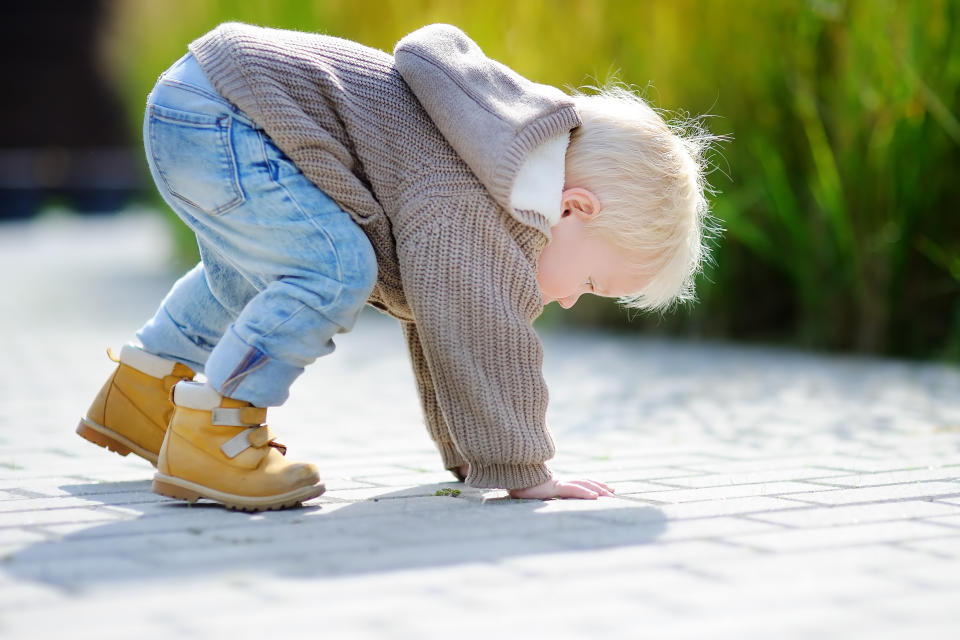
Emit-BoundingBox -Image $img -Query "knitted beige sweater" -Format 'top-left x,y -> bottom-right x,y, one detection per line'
189,23 -> 581,489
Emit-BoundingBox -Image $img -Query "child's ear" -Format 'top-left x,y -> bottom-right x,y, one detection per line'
560,187 -> 601,220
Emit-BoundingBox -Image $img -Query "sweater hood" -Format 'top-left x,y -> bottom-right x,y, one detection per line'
394,24 -> 581,230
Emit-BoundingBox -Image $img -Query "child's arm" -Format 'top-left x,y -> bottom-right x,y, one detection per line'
397,200 -> 614,498
397,205 -> 553,491
403,331 -> 612,500
402,322 -> 467,477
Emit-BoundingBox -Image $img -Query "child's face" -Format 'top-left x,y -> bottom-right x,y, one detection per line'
536,188 -> 648,309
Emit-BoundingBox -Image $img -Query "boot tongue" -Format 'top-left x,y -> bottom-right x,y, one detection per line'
171,362 -> 196,378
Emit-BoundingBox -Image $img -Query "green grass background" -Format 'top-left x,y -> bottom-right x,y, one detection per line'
101,0 -> 960,360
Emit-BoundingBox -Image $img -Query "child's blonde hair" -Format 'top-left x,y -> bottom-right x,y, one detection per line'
565,85 -> 719,311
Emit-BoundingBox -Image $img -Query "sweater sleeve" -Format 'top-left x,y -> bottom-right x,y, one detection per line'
401,321 -> 467,478
397,201 -> 555,490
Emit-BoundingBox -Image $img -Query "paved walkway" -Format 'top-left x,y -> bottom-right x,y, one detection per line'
2,211 -> 960,639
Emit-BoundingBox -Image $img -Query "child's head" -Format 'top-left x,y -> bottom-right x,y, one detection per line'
545,85 -> 717,312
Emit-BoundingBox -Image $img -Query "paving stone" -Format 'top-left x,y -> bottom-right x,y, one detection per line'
553,514 -> 784,548
640,495 -> 803,520
856,590 -> 960,628
780,481 -> 960,505
657,466 -> 849,488
0,506 -> 132,529
869,562 -> 960,591
558,465 -> 708,482
349,470 -> 467,486
318,484 -> 483,502
0,527 -> 48,547
596,479 -> 681,493
550,452 -> 729,472
0,493 -> 165,513
893,537 -> 960,559
0,575 -> 63,611
630,480 -> 832,503
728,520 -> 955,552
819,465 -> 960,487
686,454 -> 926,475
918,513 -> 960,530
745,498 -> 960,527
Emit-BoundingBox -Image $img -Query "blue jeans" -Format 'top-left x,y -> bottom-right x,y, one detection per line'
136,53 -> 378,407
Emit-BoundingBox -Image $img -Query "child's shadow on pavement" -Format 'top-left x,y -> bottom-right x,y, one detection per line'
4,479 -> 667,591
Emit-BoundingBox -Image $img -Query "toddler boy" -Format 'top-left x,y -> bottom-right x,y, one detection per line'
77,23 -> 713,509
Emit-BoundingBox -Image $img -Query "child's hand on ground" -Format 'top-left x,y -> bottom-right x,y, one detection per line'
457,464 -> 613,500
508,476 -> 615,500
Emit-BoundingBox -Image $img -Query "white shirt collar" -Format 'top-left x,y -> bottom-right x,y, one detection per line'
510,132 -> 569,226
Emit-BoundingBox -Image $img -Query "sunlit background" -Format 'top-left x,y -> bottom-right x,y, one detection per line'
3,0 -> 958,359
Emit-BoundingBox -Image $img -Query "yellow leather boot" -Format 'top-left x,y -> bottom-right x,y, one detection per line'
153,381 -> 325,511
77,345 -> 195,465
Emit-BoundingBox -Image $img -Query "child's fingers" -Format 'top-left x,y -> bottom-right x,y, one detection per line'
579,477 -> 614,493
569,478 -> 615,497
597,480 -> 615,493
559,482 -> 599,499
586,478 -> 615,494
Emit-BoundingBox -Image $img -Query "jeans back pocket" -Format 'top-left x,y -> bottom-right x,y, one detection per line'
147,103 -> 245,216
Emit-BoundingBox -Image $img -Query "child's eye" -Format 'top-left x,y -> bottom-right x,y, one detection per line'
585,278 -> 595,291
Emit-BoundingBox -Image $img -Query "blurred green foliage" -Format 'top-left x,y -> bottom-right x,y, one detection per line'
103,0 -> 960,359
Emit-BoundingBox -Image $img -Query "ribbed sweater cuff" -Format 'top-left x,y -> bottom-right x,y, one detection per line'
435,440 -> 465,469
466,462 -> 552,490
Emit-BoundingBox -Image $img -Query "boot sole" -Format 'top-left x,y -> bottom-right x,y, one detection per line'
76,417 -> 159,466
152,473 -> 325,512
